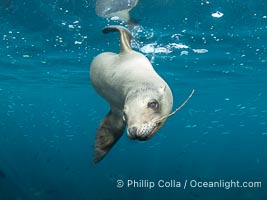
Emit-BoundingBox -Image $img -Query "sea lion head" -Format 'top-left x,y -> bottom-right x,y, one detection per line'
123,84 -> 173,141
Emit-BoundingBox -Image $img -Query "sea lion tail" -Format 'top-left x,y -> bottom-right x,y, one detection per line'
102,25 -> 132,54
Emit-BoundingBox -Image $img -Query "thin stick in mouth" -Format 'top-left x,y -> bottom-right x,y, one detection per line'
154,89 -> 195,123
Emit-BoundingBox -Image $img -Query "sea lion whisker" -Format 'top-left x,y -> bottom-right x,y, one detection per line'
153,89 -> 195,123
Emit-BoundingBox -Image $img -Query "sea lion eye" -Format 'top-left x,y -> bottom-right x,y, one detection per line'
147,100 -> 159,109
122,112 -> 128,122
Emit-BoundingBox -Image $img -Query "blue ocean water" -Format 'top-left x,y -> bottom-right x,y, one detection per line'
0,0 -> 266,199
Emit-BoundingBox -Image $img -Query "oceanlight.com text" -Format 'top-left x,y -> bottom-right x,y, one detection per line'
188,179 -> 262,189
116,179 -> 262,190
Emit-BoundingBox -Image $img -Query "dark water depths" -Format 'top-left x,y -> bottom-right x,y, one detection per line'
0,0 -> 266,199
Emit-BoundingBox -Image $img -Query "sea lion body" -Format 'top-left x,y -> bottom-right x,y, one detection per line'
90,26 -> 173,163
90,51 -> 167,109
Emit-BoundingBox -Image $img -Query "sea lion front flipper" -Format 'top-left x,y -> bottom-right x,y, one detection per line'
93,110 -> 126,164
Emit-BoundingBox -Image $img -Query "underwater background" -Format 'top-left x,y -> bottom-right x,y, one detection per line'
0,0 -> 266,199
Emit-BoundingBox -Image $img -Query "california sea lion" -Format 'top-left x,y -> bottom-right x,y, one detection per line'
90,25 -> 193,163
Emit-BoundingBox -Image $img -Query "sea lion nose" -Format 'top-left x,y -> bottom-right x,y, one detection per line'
127,126 -> 137,138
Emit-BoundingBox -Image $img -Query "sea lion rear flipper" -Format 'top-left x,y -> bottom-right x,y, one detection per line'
94,110 -> 126,164
102,25 -> 132,54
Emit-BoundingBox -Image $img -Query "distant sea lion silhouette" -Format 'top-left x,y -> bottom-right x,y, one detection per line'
90,25 -> 194,163
0,169 -> 6,179
95,0 -> 138,24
